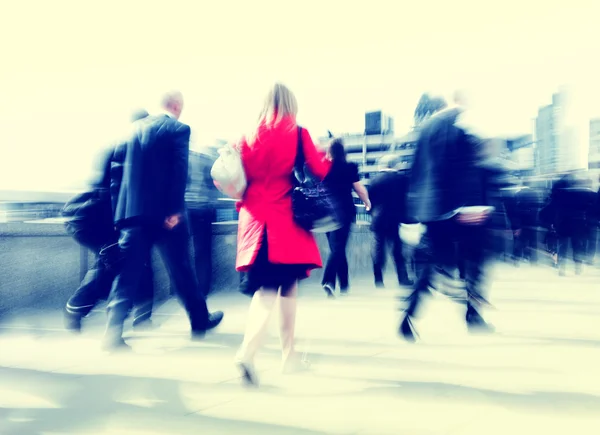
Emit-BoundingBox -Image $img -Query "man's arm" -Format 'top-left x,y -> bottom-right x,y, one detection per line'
165,123 -> 191,222
90,146 -> 115,190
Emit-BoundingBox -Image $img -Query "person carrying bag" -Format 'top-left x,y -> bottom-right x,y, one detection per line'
292,126 -> 342,233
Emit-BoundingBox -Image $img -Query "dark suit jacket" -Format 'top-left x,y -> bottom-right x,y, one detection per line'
111,114 -> 191,226
554,187 -> 597,234
368,170 -> 409,232
406,107 -> 485,223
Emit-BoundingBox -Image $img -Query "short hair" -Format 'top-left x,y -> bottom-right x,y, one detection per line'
328,138 -> 346,163
161,90 -> 184,109
131,109 -> 149,122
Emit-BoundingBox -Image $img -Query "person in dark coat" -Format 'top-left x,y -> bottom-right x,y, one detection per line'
582,176 -> 599,264
63,109 -> 155,332
552,177 -> 597,276
103,91 -> 223,351
509,186 -> 541,264
321,138 -> 371,297
186,147 -> 221,295
399,100 -> 494,342
368,154 -> 412,288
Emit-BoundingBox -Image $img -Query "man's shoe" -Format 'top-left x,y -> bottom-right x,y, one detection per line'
399,316 -> 418,343
467,320 -> 495,334
192,311 -> 224,339
101,336 -> 132,353
466,309 -> 495,334
132,318 -> 154,331
64,310 -> 82,333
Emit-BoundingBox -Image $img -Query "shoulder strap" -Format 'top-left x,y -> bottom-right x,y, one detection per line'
294,126 -> 306,183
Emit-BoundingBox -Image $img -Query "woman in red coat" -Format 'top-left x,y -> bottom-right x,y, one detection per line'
234,83 -> 331,385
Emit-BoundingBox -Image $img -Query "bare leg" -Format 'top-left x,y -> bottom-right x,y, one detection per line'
279,282 -> 297,369
235,288 -> 278,385
279,282 -> 310,374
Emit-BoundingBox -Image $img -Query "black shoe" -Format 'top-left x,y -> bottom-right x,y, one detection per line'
466,310 -> 495,334
375,281 -> 385,289
64,310 -> 82,333
340,287 -> 349,296
235,359 -> 259,387
101,336 -> 132,353
132,318 -> 154,331
323,284 -> 335,298
399,316 -> 418,343
467,320 -> 495,334
399,279 -> 414,287
192,311 -> 224,339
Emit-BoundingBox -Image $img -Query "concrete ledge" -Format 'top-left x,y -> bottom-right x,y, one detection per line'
0,220 -> 377,315
0,221 -> 74,237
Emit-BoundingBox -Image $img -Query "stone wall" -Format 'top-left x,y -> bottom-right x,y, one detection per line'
0,221 -> 377,315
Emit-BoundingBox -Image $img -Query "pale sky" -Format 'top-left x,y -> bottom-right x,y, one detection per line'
1,0 -> 599,191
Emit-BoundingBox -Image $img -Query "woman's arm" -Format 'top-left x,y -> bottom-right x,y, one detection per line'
353,182 -> 371,211
300,128 -> 331,180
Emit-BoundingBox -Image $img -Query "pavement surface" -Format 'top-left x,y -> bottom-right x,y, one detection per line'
1,262 -> 600,434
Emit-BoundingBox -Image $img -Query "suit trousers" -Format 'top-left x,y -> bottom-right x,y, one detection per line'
405,218 -> 487,319
107,220 -> 210,331
67,231 -> 154,323
372,225 -> 410,285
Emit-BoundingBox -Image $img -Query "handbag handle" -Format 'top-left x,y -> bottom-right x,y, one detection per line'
293,126 -> 306,185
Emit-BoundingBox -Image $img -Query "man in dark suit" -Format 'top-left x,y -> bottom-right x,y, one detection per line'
400,99 -> 493,342
63,109 -> 155,332
368,155 -> 413,288
103,91 -> 223,351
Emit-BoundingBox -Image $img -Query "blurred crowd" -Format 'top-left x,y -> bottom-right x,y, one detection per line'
44,84 -> 599,387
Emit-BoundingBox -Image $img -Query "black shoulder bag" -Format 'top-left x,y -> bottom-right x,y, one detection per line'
291,127 -> 342,233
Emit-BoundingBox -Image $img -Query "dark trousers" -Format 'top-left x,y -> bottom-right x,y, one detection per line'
372,226 -> 410,285
67,233 -> 154,323
558,231 -> 587,267
189,207 -> 216,295
585,225 -> 597,262
322,223 -> 352,290
107,220 -> 210,334
513,227 -> 537,262
404,218 -> 487,321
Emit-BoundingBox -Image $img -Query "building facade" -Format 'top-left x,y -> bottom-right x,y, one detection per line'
318,111 -> 418,184
588,118 -> 600,170
534,90 -> 581,176
505,134 -> 535,176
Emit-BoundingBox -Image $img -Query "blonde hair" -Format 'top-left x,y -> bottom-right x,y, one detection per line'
246,83 -> 298,145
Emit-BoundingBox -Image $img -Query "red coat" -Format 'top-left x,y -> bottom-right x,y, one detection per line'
235,116 -> 331,274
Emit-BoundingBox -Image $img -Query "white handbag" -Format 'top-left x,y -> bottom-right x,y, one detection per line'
210,145 -> 247,200
400,223 -> 426,247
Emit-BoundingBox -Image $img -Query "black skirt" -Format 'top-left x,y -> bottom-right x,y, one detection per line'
241,230 -> 310,297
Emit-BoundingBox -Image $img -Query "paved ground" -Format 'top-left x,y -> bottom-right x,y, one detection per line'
1,263 -> 600,434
